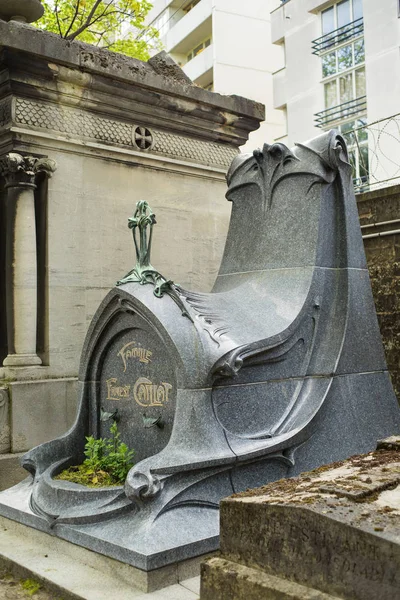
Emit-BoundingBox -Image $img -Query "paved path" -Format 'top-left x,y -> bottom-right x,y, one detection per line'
0,572 -> 200,600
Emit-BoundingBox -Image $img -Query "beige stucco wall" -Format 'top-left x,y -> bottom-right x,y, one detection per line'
271,0 -> 322,147
0,145 -> 231,461
363,0 -> 400,123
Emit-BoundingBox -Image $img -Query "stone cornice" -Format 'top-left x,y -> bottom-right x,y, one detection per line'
0,21 -> 264,148
0,95 -> 239,169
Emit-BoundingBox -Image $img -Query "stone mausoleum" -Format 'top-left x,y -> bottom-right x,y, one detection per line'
0,19 -> 263,487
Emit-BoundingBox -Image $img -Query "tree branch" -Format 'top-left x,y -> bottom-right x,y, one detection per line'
93,29 -> 108,45
64,0 -> 81,38
65,0 -> 109,40
85,7 -> 121,28
55,0 -> 63,37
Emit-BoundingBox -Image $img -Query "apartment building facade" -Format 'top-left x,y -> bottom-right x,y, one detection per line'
146,0 -> 285,150
272,0 -> 400,189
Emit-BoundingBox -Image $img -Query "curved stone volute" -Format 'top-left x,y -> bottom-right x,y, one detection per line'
217,130 -> 351,279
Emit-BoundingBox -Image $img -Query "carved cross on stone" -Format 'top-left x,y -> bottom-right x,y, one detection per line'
133,127 -> 153,150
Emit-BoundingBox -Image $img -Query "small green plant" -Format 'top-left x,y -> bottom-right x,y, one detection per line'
21,578 -> 41,596
55,422 -> 135,487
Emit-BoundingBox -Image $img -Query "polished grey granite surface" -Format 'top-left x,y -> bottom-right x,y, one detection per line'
1,131 -> 399,573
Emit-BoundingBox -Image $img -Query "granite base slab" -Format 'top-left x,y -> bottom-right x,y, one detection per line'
0,478 -> 216,584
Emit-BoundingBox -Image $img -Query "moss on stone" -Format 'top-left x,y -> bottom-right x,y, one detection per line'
54,465 -> 121,487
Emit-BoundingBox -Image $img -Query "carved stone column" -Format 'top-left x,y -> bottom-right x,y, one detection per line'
0,154 -> 56,367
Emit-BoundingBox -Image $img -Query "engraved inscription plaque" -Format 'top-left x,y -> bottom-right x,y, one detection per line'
99,326 -> 176,463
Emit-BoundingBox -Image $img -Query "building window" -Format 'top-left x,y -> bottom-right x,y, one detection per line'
323,66 -> 365,110
313,0 -> 363,54
187,38 -> 211,62
322,0 -> 363,34
322,39 -> 364,78
320,1 -> 365,121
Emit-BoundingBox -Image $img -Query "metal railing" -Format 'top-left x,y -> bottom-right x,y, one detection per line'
315,96 -> 367,128
349,113 -> 400,193
312,18 -> 364,55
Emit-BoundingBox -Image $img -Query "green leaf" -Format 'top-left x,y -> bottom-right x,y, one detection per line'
56,421 -> 135,486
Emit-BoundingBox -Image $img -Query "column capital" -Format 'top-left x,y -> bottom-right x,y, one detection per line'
0,153 -> 57,189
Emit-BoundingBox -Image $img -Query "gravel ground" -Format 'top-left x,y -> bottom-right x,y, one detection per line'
0,571 -> 62,600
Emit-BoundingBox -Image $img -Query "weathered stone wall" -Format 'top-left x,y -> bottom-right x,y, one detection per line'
357,184 -> 400,401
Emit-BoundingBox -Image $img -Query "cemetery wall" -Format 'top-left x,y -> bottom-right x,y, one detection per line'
357,184 -> 400,400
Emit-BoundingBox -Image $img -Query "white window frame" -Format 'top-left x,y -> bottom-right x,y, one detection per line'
320,12 -> 365,115
321,0 -> 363,34
323,65 -> 366,110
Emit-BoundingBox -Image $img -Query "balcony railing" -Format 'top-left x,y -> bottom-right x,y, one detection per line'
315,96 -> 367,128
312,18 -> 364,56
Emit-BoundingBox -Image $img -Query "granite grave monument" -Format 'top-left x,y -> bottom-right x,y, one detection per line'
0,129 -> 399,572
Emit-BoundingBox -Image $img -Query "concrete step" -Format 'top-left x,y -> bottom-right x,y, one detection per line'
0,516 -> 200,599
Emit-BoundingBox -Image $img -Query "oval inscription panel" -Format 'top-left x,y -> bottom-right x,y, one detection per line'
99,326 -> 176,463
